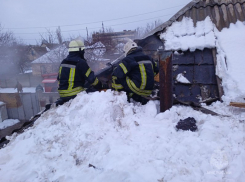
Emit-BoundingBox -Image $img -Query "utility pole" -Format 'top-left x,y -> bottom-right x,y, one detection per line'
102,22 -> 105,33
86,27 -> 89,41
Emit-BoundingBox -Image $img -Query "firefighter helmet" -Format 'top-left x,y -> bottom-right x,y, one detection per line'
68,40 -> 85,52
123,40 -> 138,55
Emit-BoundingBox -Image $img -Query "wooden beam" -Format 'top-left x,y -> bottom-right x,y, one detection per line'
212,48 -> 224,101
229,102 -> 245,108
158,51 -> 173,112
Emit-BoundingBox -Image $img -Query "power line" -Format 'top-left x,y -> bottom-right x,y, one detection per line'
14,14 -> 173,35
6,4 -> 185,30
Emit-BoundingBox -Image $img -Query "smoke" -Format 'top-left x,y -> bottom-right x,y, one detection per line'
0,46 -> 21,78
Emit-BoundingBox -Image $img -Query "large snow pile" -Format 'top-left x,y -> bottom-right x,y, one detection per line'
160,17 -> 245,102
0,90 -> 244,182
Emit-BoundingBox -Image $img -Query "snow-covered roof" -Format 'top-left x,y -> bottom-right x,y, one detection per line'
145,0 -> 245,38
32,44 -> 68,64
85,41 -> 106,59
115,42 -> 124,48
87,41 -> 106,56
86,41 -> 105,49
160,17 -> 216,52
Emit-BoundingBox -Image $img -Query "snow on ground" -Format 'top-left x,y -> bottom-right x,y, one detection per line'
0,87 -> 36,93
0,119 -> 20,129
0,90 -> 244,182
24,69 -> 32,73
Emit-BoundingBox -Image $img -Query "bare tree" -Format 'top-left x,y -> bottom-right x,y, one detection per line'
39,28 -> 56,44
38,27 -> 65,45
56,26 -> 63,44
135,19 -> 162,39
104,27 -> 114,33
0,24 -> 22,77
0,23 -> 16,46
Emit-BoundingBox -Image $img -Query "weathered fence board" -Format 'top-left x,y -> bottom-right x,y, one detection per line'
0,92 -> 59,121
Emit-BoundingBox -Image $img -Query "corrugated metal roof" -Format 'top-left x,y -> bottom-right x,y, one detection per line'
144,0 -> 245,38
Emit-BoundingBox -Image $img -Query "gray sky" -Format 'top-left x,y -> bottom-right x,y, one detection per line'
0,0 -> 191,44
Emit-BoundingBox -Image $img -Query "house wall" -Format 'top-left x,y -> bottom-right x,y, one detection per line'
172,48 -> 219,103
32,63 -> 59,76
137,35 -> 219,103
32,64 -> 42,76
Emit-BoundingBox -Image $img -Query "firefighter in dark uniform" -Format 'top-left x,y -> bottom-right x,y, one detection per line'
112,40 -> 159,105
56,39 -> 102,106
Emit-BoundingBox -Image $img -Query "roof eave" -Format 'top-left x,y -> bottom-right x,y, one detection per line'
142,0 -> 200,39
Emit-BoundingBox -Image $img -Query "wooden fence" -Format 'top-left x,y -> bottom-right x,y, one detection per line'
0,92 -> 59,122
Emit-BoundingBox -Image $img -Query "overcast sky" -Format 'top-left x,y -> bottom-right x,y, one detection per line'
0,0 -> 192,45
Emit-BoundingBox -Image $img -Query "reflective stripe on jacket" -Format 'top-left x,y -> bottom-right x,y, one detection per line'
57,52 -> 100,97
112,47 -> 159,96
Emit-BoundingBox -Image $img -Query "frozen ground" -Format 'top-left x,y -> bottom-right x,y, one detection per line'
0,87 -> 36,93
0,90 -> 244,182
0,119 -> 20,130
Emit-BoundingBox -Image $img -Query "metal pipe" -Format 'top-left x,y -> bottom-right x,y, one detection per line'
158,51 -> 173,112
